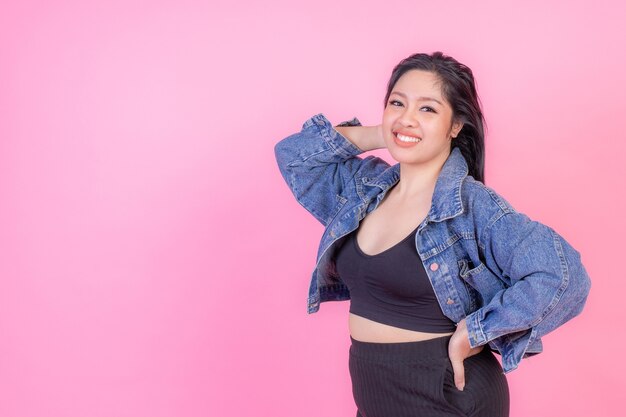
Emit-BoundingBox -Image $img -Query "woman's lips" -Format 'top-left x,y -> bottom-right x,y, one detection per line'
393,132 -> 422,147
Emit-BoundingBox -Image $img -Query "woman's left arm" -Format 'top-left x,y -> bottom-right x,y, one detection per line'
464,211 -> 591,349
448,211 -> 591,389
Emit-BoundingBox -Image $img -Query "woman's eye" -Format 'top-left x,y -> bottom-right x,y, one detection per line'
388,100 -> 436,113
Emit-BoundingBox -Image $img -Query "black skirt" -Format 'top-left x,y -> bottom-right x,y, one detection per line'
349,335 -> 510,417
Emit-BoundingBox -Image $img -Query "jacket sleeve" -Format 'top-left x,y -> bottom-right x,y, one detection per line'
465,210 -> 591,349
274,113 -> 390,226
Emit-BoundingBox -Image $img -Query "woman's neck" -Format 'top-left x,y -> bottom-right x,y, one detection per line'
393,151 -> 449,202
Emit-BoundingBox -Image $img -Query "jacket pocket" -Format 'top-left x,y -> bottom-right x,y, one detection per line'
457,258 -> 505,305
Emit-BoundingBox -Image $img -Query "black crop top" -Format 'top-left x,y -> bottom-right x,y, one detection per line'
334,226 -> 456,333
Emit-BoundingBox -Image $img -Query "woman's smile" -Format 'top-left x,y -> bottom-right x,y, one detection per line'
394,132 -> 422,147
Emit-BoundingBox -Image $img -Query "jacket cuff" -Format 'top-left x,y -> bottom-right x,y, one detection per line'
465,309 -> 488,348
305,113 -> 364,158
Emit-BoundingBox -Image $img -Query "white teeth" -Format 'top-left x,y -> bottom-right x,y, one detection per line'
396,133 -> 422,143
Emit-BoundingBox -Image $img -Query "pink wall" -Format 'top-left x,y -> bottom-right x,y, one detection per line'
1,1 -> 623,416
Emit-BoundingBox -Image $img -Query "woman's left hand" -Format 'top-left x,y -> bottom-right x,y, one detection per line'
448,318 -> 484,391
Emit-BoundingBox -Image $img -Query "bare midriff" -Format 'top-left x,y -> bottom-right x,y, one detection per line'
349,313 -> 454,343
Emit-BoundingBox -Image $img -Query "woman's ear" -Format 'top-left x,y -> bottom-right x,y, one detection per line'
451,120 -> 464,138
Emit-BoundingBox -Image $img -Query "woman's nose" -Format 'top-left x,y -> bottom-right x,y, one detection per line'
399,109 -> 419,127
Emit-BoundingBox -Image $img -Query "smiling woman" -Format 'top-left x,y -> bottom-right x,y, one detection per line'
382,71 -> 463,165
274,51 -> 591,417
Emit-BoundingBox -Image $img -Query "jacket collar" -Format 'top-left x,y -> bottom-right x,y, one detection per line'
363,147 -> 469,222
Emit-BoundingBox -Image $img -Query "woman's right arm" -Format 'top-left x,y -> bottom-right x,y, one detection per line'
274,113 -> 388,226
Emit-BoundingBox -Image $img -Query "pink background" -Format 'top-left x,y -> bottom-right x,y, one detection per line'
1,1 -> 624,416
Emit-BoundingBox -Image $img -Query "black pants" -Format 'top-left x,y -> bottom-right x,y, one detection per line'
349,335 -> 509,417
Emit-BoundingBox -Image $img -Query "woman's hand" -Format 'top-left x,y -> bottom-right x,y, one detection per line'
335,124 -> 386,152
448,318 -> 484,391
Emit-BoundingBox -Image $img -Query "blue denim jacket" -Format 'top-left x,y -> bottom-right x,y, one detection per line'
274,113 -> 591,373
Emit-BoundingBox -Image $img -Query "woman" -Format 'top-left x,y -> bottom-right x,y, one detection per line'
274,52 -> 591,417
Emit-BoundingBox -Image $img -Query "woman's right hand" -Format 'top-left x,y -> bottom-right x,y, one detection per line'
335,124 -> 387,152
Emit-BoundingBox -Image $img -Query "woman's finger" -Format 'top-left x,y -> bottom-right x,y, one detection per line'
450,357 -> 465,391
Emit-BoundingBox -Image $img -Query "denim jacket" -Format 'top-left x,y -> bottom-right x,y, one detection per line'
274,113 -> 591,373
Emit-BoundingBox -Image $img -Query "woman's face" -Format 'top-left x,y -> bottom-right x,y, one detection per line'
382,70 -> 463,167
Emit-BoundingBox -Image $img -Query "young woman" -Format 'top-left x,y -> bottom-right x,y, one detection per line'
274,52 -> 591,417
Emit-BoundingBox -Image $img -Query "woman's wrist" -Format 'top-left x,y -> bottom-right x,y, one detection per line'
335,125 -> 385,152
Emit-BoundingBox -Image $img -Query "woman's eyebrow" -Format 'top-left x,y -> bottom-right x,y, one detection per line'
390,91 -> 443,105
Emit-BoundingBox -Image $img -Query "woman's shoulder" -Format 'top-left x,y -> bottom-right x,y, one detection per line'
460,175 -> 518,218
456,176 -> 538,246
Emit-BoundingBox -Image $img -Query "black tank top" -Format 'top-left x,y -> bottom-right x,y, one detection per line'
334,226 -> 456,333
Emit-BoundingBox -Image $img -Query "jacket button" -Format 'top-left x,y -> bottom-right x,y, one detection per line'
430,263 -> 439,271
447,298 -> 454,305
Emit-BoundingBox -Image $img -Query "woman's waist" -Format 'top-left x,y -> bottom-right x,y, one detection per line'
349,313 -> 454,343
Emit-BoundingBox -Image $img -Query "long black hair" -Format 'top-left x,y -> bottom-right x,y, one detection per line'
383,51 -> 486,183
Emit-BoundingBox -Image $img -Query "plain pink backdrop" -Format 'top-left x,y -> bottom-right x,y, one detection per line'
1,1 -> 624,416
